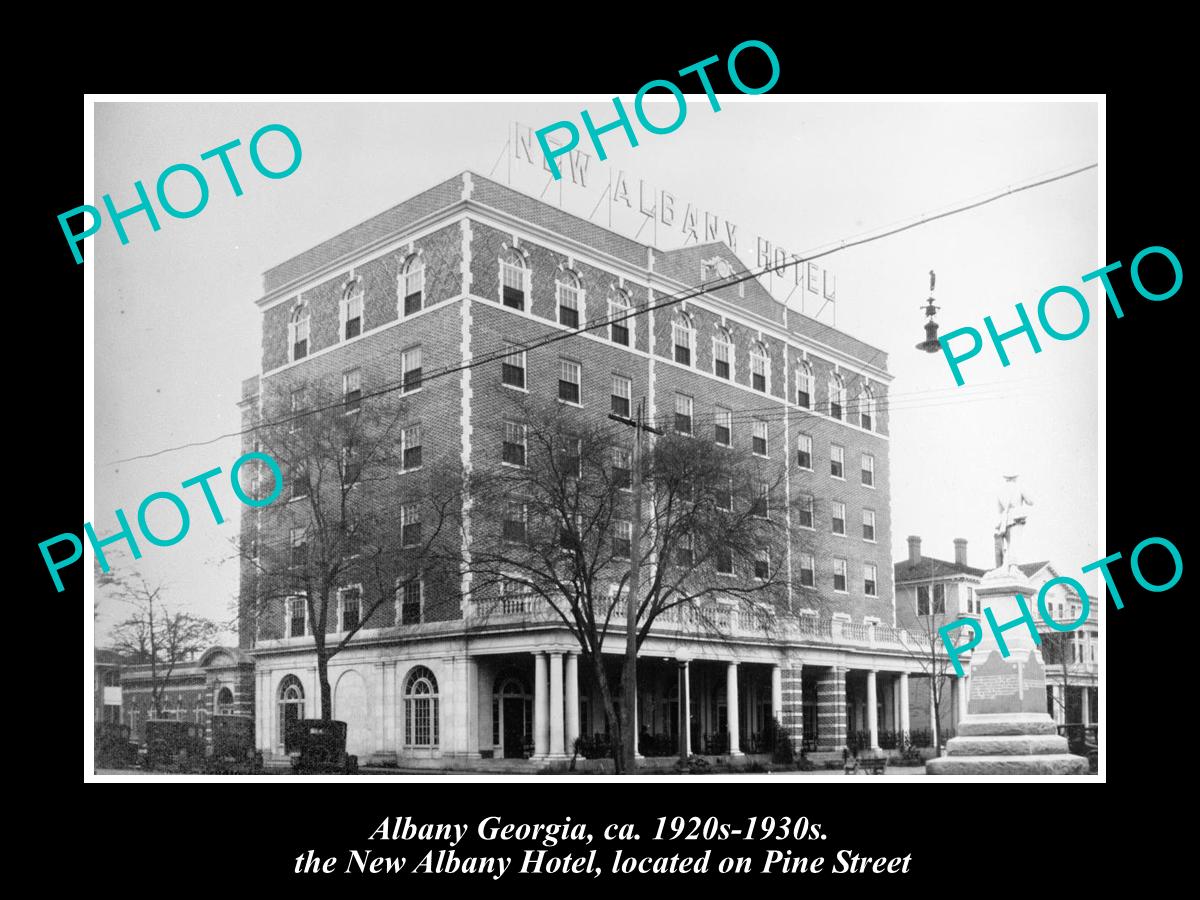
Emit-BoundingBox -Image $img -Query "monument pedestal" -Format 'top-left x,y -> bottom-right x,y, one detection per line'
927,565 -> 1088,776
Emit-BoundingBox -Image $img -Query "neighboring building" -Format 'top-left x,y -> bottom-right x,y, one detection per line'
894,537 -> 1100,743
1019,561 -> 1099,729
240,170 -> 934,768
893,536 -> 986,741
118,647 -> 254,743
95,649 -> 124,724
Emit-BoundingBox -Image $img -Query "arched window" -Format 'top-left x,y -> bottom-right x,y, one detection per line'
404,666 -> 440,748
556,269 -> 582,328
828,372 -> 845,420
217,686 -> 234,715
672,313 -> 694,366
340,280 -> 363,341
500,249 -> 527,311
713,327 -> 733,379
750,341 -> 770,392
288,302 -> 310,362
401,255 -> 424,316
795,361 -> 813,408
278,675 -> 305,748
859,385 -> 875,431
609,288 -> 633,346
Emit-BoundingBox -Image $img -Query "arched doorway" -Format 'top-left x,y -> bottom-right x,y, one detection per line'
493,676 -> 532,758
278,675 -> 305,751
217,687 -> 234,715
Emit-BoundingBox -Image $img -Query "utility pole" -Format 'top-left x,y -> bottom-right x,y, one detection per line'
609,399 -> 661,773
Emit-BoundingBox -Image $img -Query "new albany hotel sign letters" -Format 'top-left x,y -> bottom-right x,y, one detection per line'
502,122 -> 840,319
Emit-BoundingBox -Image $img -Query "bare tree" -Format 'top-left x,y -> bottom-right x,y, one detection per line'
897,578 -> 960,750
459,396 -> 798,773
241,378 -> 460,723
1041,630 -> 1076,724
106,572 -> 218,718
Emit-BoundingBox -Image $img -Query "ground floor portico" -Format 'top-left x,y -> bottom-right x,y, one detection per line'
252,625 -> 941,769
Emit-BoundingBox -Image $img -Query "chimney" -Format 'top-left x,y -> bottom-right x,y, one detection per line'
954,538 -> 968,567
994,533 -> 1004,568
907,536 -> 922,565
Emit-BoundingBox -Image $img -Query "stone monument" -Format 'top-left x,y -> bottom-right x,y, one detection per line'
927,476 -> 1089,775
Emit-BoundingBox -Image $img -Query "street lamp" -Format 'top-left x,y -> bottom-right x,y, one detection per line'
916,269 -> 942,353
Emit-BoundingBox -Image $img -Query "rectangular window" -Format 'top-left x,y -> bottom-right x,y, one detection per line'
933,583 -> 946,614
796,369 -> 811,408
501,345 -> 526,389
862,508 -> 876,542
676,533 -> 694,567
502,420 -> 527,466
613,520 -> 631,559
339,587 -> 361,632
401,424 -> 422,471
399,578 -> 422,625
292,318 -> 309,361
560,435 -> 582,480
797,433 -> 812,469
753,482 -> 769,518
501,259 -> 525,310
610,295 -> 631,346
673,321 -> 691,366
404,264 -> 424,315
611,375 -> 631,417
613,447 -> 631,490
503,502 -> 526,543
344,292 -> 363,340
752,354 -> 767,392
289,527 -> 307,568
917,585 -> 931,616
754,551 -> 770,580
675,393 -> 693,434
401,346 -> 422,393
714,339 -> 730,379
862,453 -> 875,487
864,564 -> 878,597
290,389 -> 305,433
343,368 -> 362,414
714,406 -> 732,446
832,501 -> 846,535
341,441 -> 361,486
288,596 -> 307,638
716,478 -> 732,512
833,558 -> 848,593
830,443 -> 845,479
752,420 -> 768,456
966,586 -> 975,615
558,358 -> 581,404
401,504 -> 421,548
291,463 -> 309,501
799,553 -> 815,588
558,280 -> 580,328
716,545 -> 733,574
797,494 -> 814,528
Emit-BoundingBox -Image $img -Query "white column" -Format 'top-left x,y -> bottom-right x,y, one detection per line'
951,676 -> 961,729
533,652 -> 549,757
1081,688 -> 1091,727
771,665 -> 783,720
633,690 -> 642,758
257,671 -> 269,752
463,657 -> 479,758
383,662 -> 396,750
564,653 -> 579,752
549,652 -> 565,757
374,663 -> 387,754
311,666 -> 321,719
866,670 -> 879,750
682,661 -> 692,756
900,672 -> 910,735
726,662 -> 741,754
1049,683 -> 1061,723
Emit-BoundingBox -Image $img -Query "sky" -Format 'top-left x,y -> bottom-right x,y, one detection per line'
91,98 -> 1099,645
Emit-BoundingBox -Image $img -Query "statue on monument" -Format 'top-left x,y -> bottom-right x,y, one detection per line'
994,474 -> 1034,569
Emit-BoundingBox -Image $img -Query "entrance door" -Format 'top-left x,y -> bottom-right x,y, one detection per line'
503,698 -> 526,758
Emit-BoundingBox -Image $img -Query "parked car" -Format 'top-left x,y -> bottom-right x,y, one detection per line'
287,719 -> 358,774
144,719 -> 207,771
208,715 -> 263,774
95,721 -> 139,768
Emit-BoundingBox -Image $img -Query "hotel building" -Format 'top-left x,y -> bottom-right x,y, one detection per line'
239,171 -> 932,768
